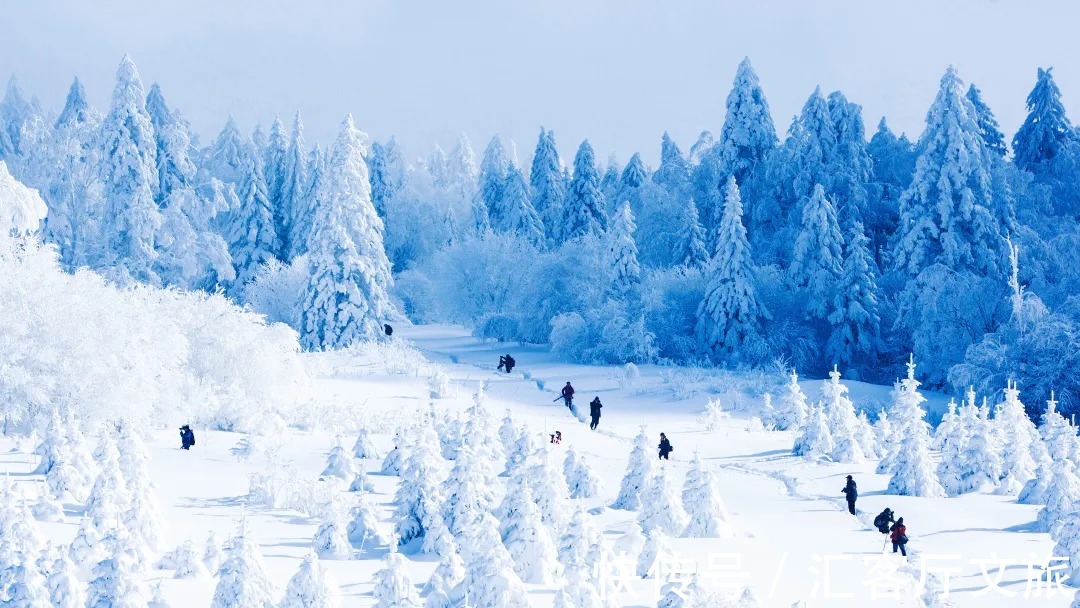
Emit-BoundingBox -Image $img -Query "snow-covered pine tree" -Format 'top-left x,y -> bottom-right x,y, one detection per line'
696,176 -> 767,361
392,421 -> 444,546
1021,393 -> 1073,504
381,429 -> 408,476
500,166 -> 545,246
936,399 -> 971,497
97,55 -> 162,285
348,490 -> 390,549
529,127 -> 564,242
85,528 -> 149,608
892,67 -> 1003,277
636,526 -> 672,578
453,513 -> 532,608
558,140 -> 608,243
1051,509 -> 1080,587
351,429 -> 380,460
211,519 -> 276,608
774,371 -> 809,431
819,366 -> 866,463
790,184 -> 843,320
717,58 -> 778,188
673,196 -> 709,269
994,380 -> 1039,495
278,112 -> 308,260
279,551 -> 340,608
526,444 -> 572,537
441,444 -> 496,536
297,115 -> 395,350
564,445 -> 600,499
885,357 -> 945,497
638,466 -> 689,535
682,453 -> 732,538
613,426 -> 658,510
556,502 -> 602,576
607,201 -> 642,299
263,116 -> 289,252
653,132 -> 693,201
477,135 -> 511,226
203,531 -> 224,573
168,540 -> 208,578
289,145 -> 323,259
827,220 -> 882,372
500,483 -> 560,584
367,138 -> 404,221
320,444 -> 359,481
699,398 -> 731,432
46,550 -> 85,608
1013,67 -> 1075,177
371,542 -> 421,608
792,404 -> 833,458
951,389 -> 1002,495
312,500 -> 353,560
965,85 -> 1007,158
225,142 -> 279,295
1036,457 -> 1080,533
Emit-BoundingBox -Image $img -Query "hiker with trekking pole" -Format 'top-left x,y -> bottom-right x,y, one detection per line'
555,382 -> 575,411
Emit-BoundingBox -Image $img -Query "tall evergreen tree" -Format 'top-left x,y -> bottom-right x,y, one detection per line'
368,138 -> 404,221
673,197 -> 709,269
696,177 -> 768,361
0,77 -> 39,162
280,112 -> 308,260
790,183 -> 843,320
827,221 -> 882,372
558,140 -> 607,242
207,117 -> 247,186
529,127 -> 564,242
298,115 -> 395,350
226,143 -> 279,294
716,57 -> 778,186
652,132 -> 692,201
827,91 -> 872,227
290,145 -> 324,259
477,135 -> 512,227
892,67 -> 1004,277
1013,67 -> 1074,176
263,116 -> 289,255
501,166 -> 544,245
865,118 -> 914,263
966,85 -> 1007,158
607,201 -> 642,299
98,55 -> 162,285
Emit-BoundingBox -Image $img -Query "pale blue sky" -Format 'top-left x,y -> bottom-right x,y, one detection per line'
2,0 -> 1077,165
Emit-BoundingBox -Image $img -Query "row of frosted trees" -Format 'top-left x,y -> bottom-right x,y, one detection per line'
3,56 -> 1080,414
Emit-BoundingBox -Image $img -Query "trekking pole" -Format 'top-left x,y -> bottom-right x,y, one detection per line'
881,536 -> 889,552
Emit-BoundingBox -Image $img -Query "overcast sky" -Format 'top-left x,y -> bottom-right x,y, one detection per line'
2,0 -> 1078,166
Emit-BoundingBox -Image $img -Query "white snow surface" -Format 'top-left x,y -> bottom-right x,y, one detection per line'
0,324 -> 1066,607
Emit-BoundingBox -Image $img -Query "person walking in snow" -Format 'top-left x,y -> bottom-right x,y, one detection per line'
841,475 -> 857,515
503,354 -> 515,374
874,508 -> 895,534
658,433 -> 673,460
890,518 -> 908,557
179,425 -> 195,450
560,382 -> 575,411
589,397 -> 602,430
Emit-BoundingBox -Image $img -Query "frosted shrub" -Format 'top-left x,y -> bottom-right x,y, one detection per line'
699,398 -> 731,431
616,362 -> 641,388
240,255 -> 309,327
427,367 -> 451,399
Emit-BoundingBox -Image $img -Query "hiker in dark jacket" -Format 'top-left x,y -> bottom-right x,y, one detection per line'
561,382 -> 575,410
504,354 -> 515,374
180,425 -> 195,450
890,518 -> 908,556
589,397 -> 602,430
658,433 -> 673,460
384,324 -> 393,336
841,475 -> 858,515
874,508 -> 895,534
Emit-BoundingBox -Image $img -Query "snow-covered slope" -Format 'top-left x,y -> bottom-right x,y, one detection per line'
0,325 -> 1069,607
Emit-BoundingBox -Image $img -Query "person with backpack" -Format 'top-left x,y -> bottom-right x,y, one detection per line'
873,508 -> 895,534
841,475 -> 858,515
890,518 -> 908,557
658,433 -> 673,460
560,382 -> 575,410
589,397 -> 602,430
497,355 -> 507,372
384,324 -> 393,337
503,354 -> 515,374
180,425 -> 195,450
549,430 -> 562,444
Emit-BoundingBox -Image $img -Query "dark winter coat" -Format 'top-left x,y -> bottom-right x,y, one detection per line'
505,356 -> 515,370
589,398 -> 602,417
890,523 -> 908,545
842,479 -> 857,501
874,510 -> 894,533
180,426 -> 195,449
562,385 -> 575,399
658,437 -> 673,457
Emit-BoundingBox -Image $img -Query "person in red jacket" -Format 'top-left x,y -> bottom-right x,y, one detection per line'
890,518 -> 908,557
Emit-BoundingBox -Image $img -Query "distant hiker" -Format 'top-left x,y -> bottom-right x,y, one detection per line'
589,397 -> 602,430
890,518 -> 908,557
658,433 -> 673,460
561,382 -> 575,410
384,324 -> 393,337
874,508 -> 895,534
497,354 -> 515,374
842,475 -> 857,515
180,425 -> 195,450
550,431 -> 562,444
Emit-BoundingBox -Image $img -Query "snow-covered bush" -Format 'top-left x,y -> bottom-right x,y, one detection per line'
372,544 -> 422,608
427,366 -> 451,399
638,467 -> 689,535
699,397 -> 731,431
211,522 -> 276,608
279,551 -> 340,608
240,255 -> 309,328
613,426 -> 658,510
682,454 -> 732,537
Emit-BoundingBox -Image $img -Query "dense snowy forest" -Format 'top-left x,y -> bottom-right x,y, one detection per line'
3,55 -> 1080,418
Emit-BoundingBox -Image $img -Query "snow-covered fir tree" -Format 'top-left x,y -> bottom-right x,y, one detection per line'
392,421 -> 444,546
441,444 -> 496,536
819,367 -> 867,463
1013,67 -> 1075,177
636,526 -> 672,578
84,528 -> 149,608
277,112 -> 308,260
790,184 -> 843,320
453,513 -> 532,608
613,426 -> 658,510
673,196 -> 710,269
204,532 -> 225,574
476,135 -> 511,226
558,140 -> 607,243
97,55 -> 162,285
892,67 -> 1003,277
682,453 -> 732,538
225,143 -> 278,294
288,144 -> 323,259
526,445 -> 572,536
884,357 -> 945,497
717,57 -> 777,188
564,445 -> 600,499
1036,457 -> 1080,533
211,520 -> 276,608
637,466 -> 689,536
312,500 -> 353,560
371,543 -> 421,608
297,115 -> 395,350
169,540 -> 208,578
351,429 -> 380,460
827,220 -> 882,372
774,371 -> 809,431
367,138 -> 403,221
46,550 -> 85,608
606,201 -> 642,299
696,176 -> 767,361
529,127 -> 564,242
381,429 -> 408,476
699,397 -> 731,431
500,166 -> 545,246
556,503 -> 602,577
500,483 -> 560,584
966,84 -> 1007,158
993,380 -> 1039,495
320,444 -> 359,481
792,404 -> 833,458
279,551 -> 340,608
262,116 -> 289,250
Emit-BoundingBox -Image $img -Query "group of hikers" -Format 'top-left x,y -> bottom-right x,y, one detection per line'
843,475 -> 910,557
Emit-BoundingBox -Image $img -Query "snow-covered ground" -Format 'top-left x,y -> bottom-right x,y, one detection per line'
1,324 -> 1070,607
